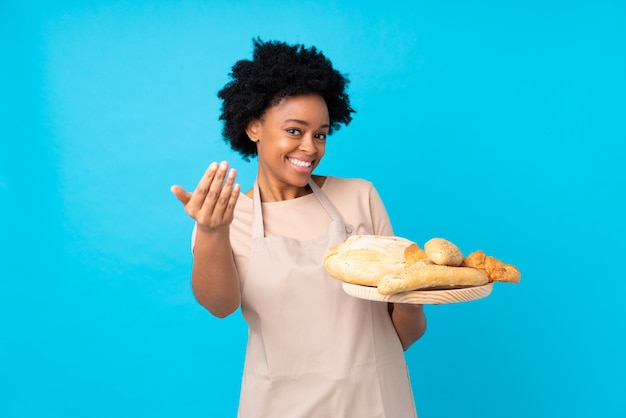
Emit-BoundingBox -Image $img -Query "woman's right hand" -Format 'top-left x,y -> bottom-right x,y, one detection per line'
170,161 -> 241,232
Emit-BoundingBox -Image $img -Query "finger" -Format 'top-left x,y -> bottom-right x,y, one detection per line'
187,162 -> 220,209
212,168 -> 238,217
222,181 -> 241,223
198,164 -> 234,220
170,185 -> 192,205
209,161 -> 230,193
217,167 -> 237,204
200,161 -> 230,213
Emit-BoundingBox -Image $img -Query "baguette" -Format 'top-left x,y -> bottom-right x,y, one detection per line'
377,262 -> 490,295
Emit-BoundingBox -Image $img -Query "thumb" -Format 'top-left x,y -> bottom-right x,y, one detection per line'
170,185 -> 192,205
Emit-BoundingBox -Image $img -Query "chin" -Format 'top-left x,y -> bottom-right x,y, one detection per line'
294,177 -> 311,188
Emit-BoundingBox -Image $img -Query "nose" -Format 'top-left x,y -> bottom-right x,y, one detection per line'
299,135 -> 317,155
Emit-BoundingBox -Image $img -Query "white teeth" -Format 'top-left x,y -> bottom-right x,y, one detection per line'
289,158 -> 312,167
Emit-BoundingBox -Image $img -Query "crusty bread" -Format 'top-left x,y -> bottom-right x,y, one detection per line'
324,235 -> 416,286
377,262 -> 490,295
424,238 -> 464,266
324,235 -> 520,295
404,243 -> 428,265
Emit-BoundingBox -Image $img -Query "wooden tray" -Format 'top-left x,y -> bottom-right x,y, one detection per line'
342,282 -> 493,305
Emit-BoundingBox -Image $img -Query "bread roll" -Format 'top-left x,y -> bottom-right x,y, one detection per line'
424,238 -> 464,266
377,262 -> 489,295
324,235 -> 417,286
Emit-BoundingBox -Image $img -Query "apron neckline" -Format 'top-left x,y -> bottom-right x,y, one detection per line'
252,177 -> 347,239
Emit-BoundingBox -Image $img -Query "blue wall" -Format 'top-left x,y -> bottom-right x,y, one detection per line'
1,1 -> 624,416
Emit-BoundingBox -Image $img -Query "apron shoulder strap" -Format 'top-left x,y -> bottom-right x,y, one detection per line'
252,181 -> 264,239
308,177 -> 343,222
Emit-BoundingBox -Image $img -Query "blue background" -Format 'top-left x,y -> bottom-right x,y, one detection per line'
1,1 -> 625,417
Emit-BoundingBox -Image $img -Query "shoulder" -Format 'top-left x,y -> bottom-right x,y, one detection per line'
322,176 -> 392,235
322,175 -> 385,209
322,176 -> 375,194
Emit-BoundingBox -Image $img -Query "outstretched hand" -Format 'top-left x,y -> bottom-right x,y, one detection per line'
171,161 -> 241,232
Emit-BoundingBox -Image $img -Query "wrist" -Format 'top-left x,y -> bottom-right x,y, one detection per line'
195,218 -> 231,235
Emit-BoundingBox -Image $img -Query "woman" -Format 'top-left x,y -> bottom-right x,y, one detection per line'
171,39 -> 427,417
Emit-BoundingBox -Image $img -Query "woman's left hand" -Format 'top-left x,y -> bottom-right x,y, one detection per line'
389,303 -> 427,351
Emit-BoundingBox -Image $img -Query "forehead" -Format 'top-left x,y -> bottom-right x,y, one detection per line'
265,93 -> 329,123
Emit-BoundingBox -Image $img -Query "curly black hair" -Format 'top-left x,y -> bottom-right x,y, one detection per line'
217,38 -> 355,160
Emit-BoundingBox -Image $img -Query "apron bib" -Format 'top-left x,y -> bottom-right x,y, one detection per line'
238,178 -> 417,418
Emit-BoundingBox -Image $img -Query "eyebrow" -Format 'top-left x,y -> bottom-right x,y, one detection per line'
285,119 -> 330,129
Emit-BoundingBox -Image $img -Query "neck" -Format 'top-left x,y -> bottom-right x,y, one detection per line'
246,175 -> 325,202
260,182 -> 311,202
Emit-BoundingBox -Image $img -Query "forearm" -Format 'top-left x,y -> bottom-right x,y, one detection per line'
191,227 -> 241,318
389,303 -> 427,351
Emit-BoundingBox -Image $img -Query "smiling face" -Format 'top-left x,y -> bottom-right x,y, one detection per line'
246,93 -> 330,201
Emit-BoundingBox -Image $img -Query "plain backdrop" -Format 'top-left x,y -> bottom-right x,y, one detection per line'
1,0 -> 625,417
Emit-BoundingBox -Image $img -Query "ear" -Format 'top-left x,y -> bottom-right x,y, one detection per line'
246,119 -> 262,142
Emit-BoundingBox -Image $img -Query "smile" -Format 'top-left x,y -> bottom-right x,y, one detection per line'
288,158 -> 312,168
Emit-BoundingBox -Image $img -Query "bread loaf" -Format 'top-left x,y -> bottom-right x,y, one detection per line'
324,235 -> 418,286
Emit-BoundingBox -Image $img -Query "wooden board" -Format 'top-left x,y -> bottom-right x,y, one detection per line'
342,282 -> 493,305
